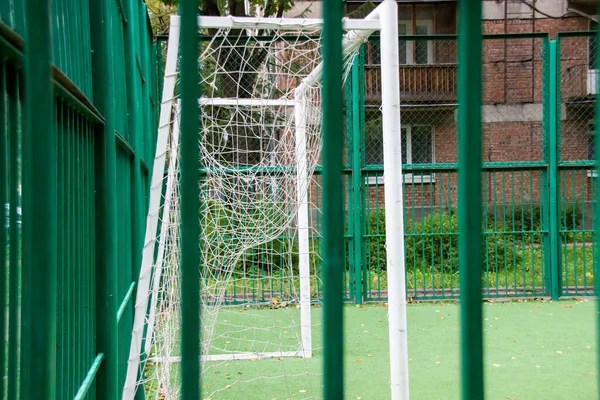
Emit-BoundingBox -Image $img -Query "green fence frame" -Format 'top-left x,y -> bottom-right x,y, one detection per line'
0,0 -> 158,398
339,30 -> 599,304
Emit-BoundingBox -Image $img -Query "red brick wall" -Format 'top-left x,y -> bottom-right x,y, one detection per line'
306,16 -> 595,224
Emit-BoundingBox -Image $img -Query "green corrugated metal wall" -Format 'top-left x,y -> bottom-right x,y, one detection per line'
0,0 -> 158,398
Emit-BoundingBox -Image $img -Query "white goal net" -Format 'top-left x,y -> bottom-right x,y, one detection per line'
123,3 -> 405,399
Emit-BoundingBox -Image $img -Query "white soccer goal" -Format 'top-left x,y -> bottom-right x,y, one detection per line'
123,1 -> 407,398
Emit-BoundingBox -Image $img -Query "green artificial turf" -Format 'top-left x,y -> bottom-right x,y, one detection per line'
148,300 -> 597,399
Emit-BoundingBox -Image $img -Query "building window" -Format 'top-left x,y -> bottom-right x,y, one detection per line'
401,125 -> 434,164
589,21 -> 598,94
590,21 -> 597,70
365,118 -> 434,184
588,121 -> 596,177
359,3 -> 456,66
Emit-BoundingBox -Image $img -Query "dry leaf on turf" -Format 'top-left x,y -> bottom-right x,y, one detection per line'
368,354 -> 373,357
356,359 -> 363,363
299,390 -> 308,393
492,363 -> 501,367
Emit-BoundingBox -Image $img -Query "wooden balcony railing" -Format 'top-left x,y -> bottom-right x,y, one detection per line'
364,64 -> 457,103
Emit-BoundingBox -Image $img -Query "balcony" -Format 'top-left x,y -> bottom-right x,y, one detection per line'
364,64 -> 457,104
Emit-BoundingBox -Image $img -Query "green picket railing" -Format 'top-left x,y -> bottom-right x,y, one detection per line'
0,0 -> 158,398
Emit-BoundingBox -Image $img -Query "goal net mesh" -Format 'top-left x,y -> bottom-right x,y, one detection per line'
126,18 -> 377,400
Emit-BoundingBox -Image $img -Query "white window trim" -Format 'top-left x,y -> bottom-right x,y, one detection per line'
413,20 -> 434,65
588,21 -> 598,95
398,20 -> 434,65
366,124 -> 435,185
588,119 -> 597,178
398,20 -> 414,65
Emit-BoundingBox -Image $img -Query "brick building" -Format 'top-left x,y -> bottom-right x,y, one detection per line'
288,0 -> 598,221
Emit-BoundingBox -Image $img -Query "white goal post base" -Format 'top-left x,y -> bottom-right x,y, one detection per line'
149,351 -> 306,364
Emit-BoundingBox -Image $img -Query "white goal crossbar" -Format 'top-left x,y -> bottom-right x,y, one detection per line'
122,1 -> 408,399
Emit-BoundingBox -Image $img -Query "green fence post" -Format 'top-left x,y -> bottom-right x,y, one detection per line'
345,64 -> 355,302
180,0 -> 201,398
21,0 -> 57,399
322,0 -> 344,397
124,0 -> 145,286
0,54 -> 7,400
457,0 -> 484,399
595,14 -> 600,397
541,37 -> 550,298
89,0 -> 120,397
548,39 -> 560,300
351,55 -> 363,305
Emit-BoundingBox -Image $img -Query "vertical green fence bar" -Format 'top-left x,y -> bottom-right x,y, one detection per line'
351,55 -> 362,305
548,39 -> 560,300
89,0 -> 119,397
21,0 -> 57,398
457,0 -> 484,399
595,10 -> 600,397
322,0 -> 344,397
125,0 -> 145,291
0,56 -> 7,400
180,0 -> 201,398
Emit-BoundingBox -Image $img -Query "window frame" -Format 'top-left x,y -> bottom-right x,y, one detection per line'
588,119 -> 596,178
588,21 -> 598,95
366,124 -> 435,185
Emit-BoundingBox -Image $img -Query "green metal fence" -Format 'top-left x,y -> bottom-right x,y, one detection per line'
338,31 -> 598,303
0,1 -> 157,398
192,30 -> 599,306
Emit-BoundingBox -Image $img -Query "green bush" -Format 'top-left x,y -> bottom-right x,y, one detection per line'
485,204 -> 542,233
561,203 -> 583,230
365,208 -> 522,273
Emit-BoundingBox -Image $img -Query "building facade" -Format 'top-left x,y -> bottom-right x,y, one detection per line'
289,1 -> 597,224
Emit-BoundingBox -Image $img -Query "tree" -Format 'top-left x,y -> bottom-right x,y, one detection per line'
153,0 -> 294,19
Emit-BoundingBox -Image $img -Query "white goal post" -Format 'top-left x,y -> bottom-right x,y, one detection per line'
122,0 -> 408,398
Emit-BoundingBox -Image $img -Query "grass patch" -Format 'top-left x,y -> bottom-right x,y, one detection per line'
142,300 -> 596,399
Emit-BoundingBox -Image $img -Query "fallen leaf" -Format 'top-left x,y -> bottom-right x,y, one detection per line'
563,305 -> 573,308
368,354 -> 373,357
492,363 -> 501,367
299,390 -> 308,393
536,365 -> 540,368
356,359 -> 363,363
556,351 -> 563,354
436,362 -> 441,365
225,385 -> 232,389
